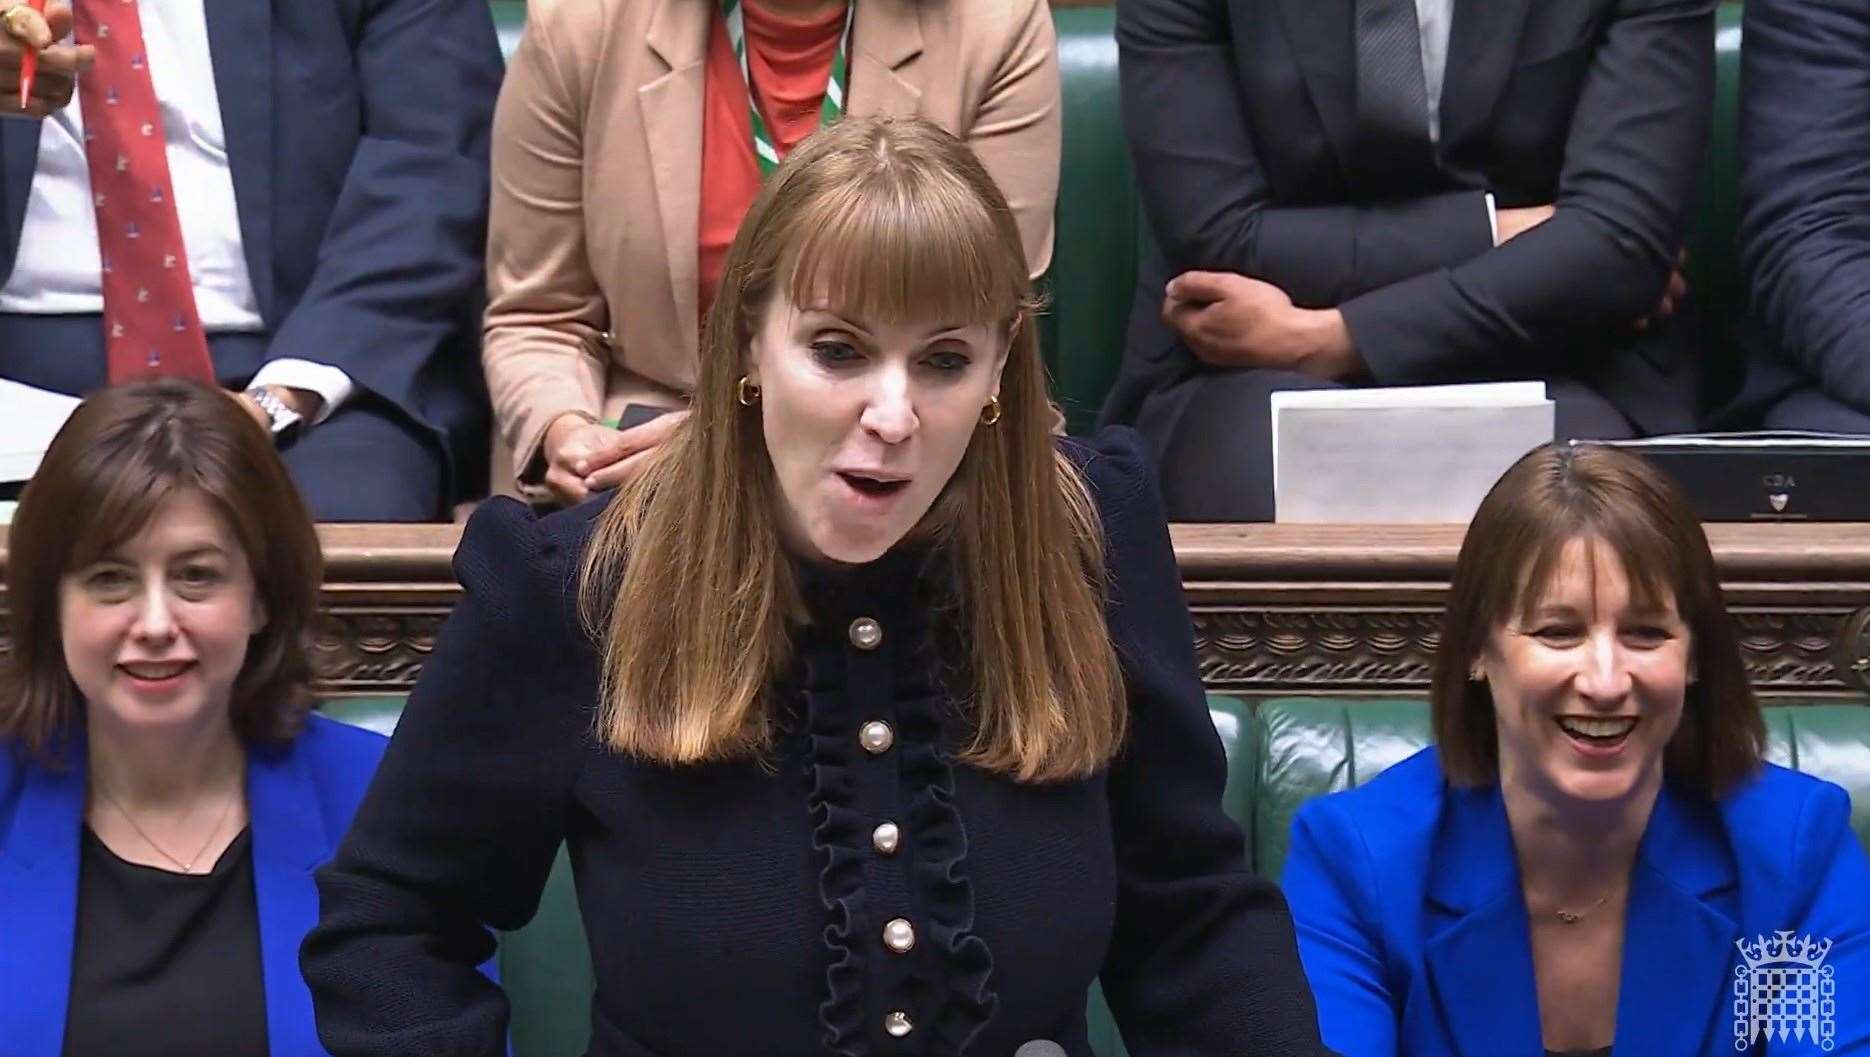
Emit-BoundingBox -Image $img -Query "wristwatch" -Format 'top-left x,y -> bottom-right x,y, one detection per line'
244,386 -> 304,446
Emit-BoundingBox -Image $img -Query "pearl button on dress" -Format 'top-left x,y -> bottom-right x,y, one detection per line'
859,720 -> 894,755
872,821 -> 901,855
883,917 -> 916,953
848,617 -> 883,650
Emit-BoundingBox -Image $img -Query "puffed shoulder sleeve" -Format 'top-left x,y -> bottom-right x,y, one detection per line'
302,498 -> 590,1056
1075,428 -> 1332,1057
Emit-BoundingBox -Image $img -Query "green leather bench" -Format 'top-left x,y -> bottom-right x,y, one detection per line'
320,693 -> 1870,1056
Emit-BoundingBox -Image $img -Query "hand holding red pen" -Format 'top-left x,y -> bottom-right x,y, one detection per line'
2,0 -> 92,119
16,0 -> 44,109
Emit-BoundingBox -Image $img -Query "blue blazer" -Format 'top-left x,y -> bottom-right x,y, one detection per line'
0,715 -> 386,1057
0,0 -> 505,500
1283,749 -> 1870,1057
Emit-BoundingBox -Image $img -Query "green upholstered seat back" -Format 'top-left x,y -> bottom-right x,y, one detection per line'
1044,6 -> 1133,434
316,696 -> 403,736
1251,697 -> 1870,883
490,0 -> 523,60
497,846 -> 594,1057
1252,698 -> 1434,885
1687,3 -> 1747,411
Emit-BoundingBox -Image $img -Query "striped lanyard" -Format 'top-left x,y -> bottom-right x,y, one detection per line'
720,0 -> 855,176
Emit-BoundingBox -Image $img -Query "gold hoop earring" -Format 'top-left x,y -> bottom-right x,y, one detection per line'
736,376 -> 761,407
980,395 -> 1002,426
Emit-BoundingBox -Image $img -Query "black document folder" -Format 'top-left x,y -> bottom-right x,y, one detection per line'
1585,432 -> 1870,522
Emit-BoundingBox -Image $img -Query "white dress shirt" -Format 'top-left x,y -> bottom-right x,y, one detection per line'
1415,0 -> 1452,145
0,0 -> 350,422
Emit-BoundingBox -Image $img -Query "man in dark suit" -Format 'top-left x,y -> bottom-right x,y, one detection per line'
1734,0 -> 1870,435
0,0 -> 502,520
1102,0 -> 1713,520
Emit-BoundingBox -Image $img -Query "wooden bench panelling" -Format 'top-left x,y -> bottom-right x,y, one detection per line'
5,523 -> 1868,699
1177,523 -> 1870,699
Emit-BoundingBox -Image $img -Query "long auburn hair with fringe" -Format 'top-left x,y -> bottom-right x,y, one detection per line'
579,116 -> 1124,781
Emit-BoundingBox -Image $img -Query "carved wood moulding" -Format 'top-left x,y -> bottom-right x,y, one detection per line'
1188,604 -> 1868,698
1176,522 -> 1870,700
4,521 -> 1869,699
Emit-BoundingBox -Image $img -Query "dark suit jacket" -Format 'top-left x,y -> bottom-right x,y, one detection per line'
0,716 -> 388,1057
0,0 -> 504,501
1104,0 -> 1715,438
1734,0 -> 1870,420
1283,749 -> 1870,1057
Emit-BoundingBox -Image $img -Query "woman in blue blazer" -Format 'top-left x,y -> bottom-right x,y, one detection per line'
1284,443 -> 1870,1057
0,379 -> 386,1057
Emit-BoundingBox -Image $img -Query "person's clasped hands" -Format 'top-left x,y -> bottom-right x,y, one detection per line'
1161,270 -> 1362,380
1159,203 -> 1689,377
1,0 -> 92,119
539,408 -> 691,507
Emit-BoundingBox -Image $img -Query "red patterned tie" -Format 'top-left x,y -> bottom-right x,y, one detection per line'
72,0 -> 215,383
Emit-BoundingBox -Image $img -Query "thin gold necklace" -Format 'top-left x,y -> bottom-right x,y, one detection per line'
95,783 -> 237,875
1554,892 -> 1611,925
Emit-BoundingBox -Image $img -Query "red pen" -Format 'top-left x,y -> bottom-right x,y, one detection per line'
17,0 -> 46,110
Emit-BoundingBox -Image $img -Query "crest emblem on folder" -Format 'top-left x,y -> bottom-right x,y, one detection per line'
1769,493 -> 1790,513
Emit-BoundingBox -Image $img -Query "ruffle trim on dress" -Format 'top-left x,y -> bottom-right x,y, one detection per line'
804,645 -> 870,1057
895,682 -> 998,1055
798,554 -> 999,1056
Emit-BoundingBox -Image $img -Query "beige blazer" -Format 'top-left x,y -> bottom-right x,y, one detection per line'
482,0 -> 1061,491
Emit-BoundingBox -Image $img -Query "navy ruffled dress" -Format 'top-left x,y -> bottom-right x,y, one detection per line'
300,429 -> 1332,1057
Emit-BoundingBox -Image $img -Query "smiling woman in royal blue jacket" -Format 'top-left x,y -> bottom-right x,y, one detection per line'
1283,443 -> 1870,1057
0,379 -> 386,1057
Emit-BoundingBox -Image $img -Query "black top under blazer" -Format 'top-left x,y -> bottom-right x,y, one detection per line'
299,428 -> 1332,1057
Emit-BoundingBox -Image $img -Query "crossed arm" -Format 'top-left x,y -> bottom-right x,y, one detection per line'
1119,0 -> 1708,381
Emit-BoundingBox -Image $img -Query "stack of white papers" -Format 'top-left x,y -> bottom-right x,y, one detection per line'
1272,382 -> 1554,523
0,379 -> 82,484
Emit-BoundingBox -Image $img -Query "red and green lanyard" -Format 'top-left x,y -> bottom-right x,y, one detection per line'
719,0 -> 855,176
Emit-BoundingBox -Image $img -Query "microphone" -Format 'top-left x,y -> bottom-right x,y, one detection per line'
1013,1042 -> 1067,1057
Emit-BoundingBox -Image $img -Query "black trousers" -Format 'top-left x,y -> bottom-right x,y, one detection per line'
1133,360 -> 1639,522
0,312 -> 443,521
